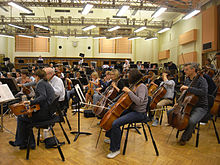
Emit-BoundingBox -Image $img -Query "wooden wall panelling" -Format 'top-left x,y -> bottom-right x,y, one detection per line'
115,38 -> 132,54
202,5 -> 218,52
179,29 -> 197,45
158,50 -> 170,60
33,38 -> 49,52
178,52 -> 197,65
99,38 -> 115,53
15,36 -> 33,52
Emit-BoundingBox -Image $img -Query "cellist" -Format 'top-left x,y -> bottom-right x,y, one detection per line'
104,69 -> 148,159
167,63 -> 208,145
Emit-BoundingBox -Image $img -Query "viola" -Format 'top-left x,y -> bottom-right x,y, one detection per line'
100,76 -> 147,131
9,102 -> 40,117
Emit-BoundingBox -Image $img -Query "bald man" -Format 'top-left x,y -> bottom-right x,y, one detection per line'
44,67 -> 65,102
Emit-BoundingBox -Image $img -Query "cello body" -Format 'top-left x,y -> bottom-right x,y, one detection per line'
148,84 -> 158,97
168,91 -> 199,131
99,92 -> 132,130
210,87 -> 220,116
150,86 -> 167,110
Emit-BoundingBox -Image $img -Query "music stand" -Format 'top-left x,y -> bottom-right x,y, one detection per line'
0,84 -> 16,134
0,78 -> 20,95
70,84 -> 92,141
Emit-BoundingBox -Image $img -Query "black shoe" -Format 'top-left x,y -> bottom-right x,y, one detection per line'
19,144 -> 36,150
9,141 -> 17,147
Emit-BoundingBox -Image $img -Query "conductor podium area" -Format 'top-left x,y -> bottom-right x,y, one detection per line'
0,106 -> 220,165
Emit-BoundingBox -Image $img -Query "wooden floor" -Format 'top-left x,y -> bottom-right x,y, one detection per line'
0,108 -> 220,165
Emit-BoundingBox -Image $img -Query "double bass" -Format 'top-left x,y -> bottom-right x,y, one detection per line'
168,70 -> 203,131
100,76 -> 147,131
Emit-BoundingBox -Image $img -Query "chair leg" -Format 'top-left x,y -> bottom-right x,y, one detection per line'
26,128 -> 32,160
64,114 -> 72,131
211,119 -> 220,144
50,126 -> 65,161
121,125 -> 124,138
176,130 -> 180,139
160,108 -> 164,125
123,124 -> 130,155
59,122 -> 70,144
196,122 -> 200,147
37,128 -> 40,146
141,122 -> 148,141
146,123 -> 159,156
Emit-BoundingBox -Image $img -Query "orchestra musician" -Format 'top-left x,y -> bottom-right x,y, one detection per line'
9,69 -> 55,149
167,63 -> 208,145
205,58 -> 216,70
104,69 -> 148,159
152,71 -> 175,127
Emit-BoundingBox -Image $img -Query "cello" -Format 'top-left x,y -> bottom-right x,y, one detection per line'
168,69 -> 204,131
210,73 -> 220,116
100,75 -> 147,131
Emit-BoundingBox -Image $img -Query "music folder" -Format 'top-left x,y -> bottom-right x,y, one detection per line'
0,84 -> 15,103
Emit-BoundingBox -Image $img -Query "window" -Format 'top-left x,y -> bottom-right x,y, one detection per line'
15,36 -> 49,52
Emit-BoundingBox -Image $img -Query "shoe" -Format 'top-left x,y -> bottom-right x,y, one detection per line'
104,139 -> 110,144
19,144 -> 36,150
152,119 -> 159,127
178,139 -> 186,146
9,141 -> 17,147
107,150 -> 120,159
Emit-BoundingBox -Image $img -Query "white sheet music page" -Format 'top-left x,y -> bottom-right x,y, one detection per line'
0,84 -> 15,103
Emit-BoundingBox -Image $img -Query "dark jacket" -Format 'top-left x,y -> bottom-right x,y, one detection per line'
30,79 -> 55,121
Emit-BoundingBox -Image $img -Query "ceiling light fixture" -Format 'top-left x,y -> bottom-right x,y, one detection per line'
93,36 -> 106,39
8,2 -> 32,14
0,34 -> 14,38
157,28 -> 170,34
76,36 -> 89,39
55,36 -> 69,39
182,10 -> 200,20
108,26 -> 120,32
151,7 -> 167,18
134,27 -> 146,33
34,24 -> 50,31
8,24 -> 25,30
145,37 -> 158,41
116,5 -> 130,16
18,34 -> 34,38
128,36 -> 141,40
108,36 -> 122,40
36,35 -> 50,38
82,4 -> 93,15
82,25 -> 96,31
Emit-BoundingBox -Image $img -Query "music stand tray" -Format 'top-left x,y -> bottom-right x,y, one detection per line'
70,84 -> 91,141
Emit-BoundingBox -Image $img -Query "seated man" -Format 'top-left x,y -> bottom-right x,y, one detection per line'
9,70 -> 55,149
167,63 -> 208,145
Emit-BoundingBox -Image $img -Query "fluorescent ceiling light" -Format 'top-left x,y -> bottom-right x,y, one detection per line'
128,37 -> 141,40
76,36 -> 89,39
93,36 -> 106,39
182,10 -> 200,20
134,27 -> 146,33
82,4 -> 93,15
34,24 -> 50,31
18,34 -> 34,38
8,24 -> 25,30
108,36 -> 122,40
157,28 -> 170,33
152,7 -> 167,18
0,34 -> 14,38
108,26 -> 120,32
55,36 -> 69,39
116,5 -> 129,16
8,2 -> 32,14
145,37 -> 158,41
82,25 -> 96,31
36,35 -> 50,38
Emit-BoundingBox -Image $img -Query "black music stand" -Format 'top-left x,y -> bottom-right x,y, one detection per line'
70,84 -> 92,141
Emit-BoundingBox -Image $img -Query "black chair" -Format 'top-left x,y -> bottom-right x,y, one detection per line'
159,91 -> 176,125
121,115 -> 159,156
26,98 -> 69,161
176,117 -> 220,147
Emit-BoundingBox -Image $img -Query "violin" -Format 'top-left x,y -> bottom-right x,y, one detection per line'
100,76 -> 147,131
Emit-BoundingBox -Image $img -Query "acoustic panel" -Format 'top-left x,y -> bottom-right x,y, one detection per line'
158,50 -> 170,60
179,29 -> 197,45
179,52 -> 197,65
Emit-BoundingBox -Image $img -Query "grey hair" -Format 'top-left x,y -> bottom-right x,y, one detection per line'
184,63 -> 199,71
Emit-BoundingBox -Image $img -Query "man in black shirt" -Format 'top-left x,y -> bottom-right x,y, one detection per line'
168,63 -> 208,145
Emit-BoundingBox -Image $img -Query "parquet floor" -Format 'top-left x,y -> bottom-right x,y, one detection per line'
0,108 -> 220,165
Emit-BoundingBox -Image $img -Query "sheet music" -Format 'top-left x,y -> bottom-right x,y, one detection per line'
0,84 -> 15,103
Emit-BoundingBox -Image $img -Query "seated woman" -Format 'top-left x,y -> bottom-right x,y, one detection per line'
9,69 -> 55,149
104,69 -> 148,159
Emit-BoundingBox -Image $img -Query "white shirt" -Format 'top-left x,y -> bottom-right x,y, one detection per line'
49,75 -> 65,101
